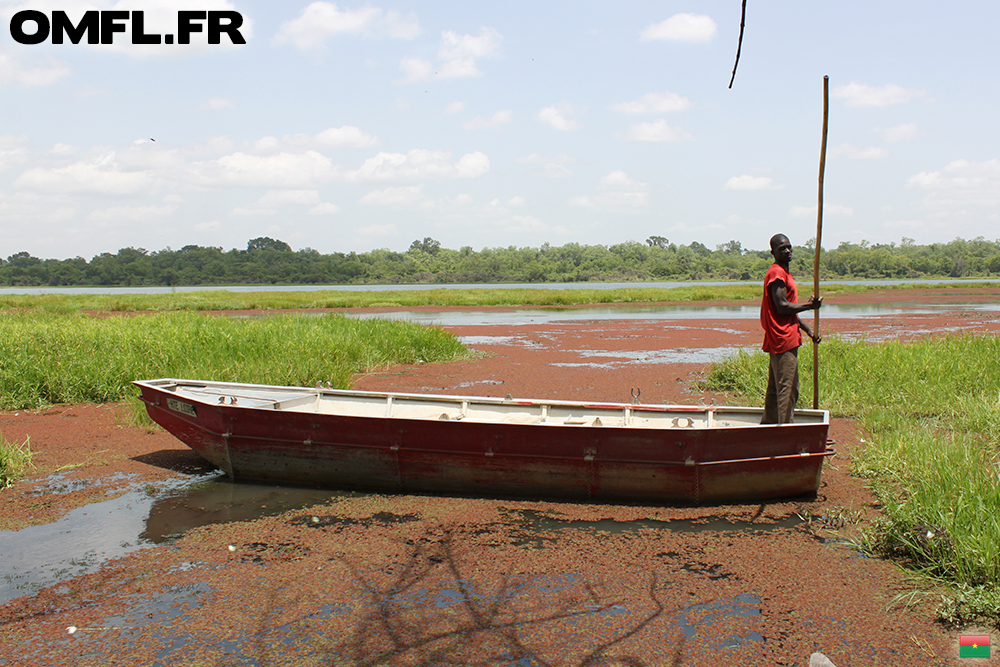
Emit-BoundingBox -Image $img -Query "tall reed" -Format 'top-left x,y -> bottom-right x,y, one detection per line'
0,311 -> 471,410
0,434 -> 32,489
705,334 -> 1000,623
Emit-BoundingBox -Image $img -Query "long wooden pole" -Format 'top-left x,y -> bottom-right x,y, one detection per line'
813,75 -> 829,410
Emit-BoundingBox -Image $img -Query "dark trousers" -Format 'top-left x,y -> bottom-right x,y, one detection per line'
762,347 -> 799,424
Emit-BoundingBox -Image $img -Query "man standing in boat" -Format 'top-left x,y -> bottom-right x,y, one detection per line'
760,234 -> 822,424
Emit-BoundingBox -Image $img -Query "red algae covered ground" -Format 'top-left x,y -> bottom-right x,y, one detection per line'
1,287 -> 999,666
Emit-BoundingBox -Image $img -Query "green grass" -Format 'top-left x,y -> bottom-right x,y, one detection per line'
0,433 -> 33,489
0,310 -> 472,411
0,282 -> 951,314
704,334 -> 1000,626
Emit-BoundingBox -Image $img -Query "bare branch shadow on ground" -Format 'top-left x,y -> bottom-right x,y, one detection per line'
329,525 -> 686,667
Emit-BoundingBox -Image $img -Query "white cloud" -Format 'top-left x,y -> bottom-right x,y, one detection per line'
400,27 -> 502,82
571,170 -> 649,210
500,214 -> 569,236
355,223 -> 398,237
346,149 -> 489,181
516,153 -> 571,165
0,51 -> 71,86
517,153 -> 574,178
359,185 -> 426,206
251,136 -> 280,152
595,191 -> 648,208
357,188 -> 472,212
201,97 -> 235,110
670,221 -> 725,234
274,2 -> 418,49
0,135 -> 30,169
257,189 -> 321,206
829,144 -> 890,160
185,135 -> 236,156
15,152 -> 156,195
231,206 -> 273,216
539,104 -> 581,131
454,152 -> 490,178
640,14 -> 717,42
315,125 -> 380,148
725,175 -> 782,191
463,110 -> 512,130
876,123 -> 923,143
200,151 -> 335,188
601,170 -> 643,189
242,127 -> 379,153
789,204 -> 854,218
399,57 -> 433,82
884,219 -> 927,230
612,92 -> 690,114
86,204 -> 176,225
438,28 -> 502,77
49,143 -> 77,156
232,189 -> 325,215
444,194 -> 473,207
507,196 -> 526,206
0,191 -> 75,225
907,159 -> 1000,209
833,82 -> 925,108
626,119 -> 693,143
504,215 -> 545,232
443,101 -> 465,115
194,220 -> 221,233
307,202 -> 340,215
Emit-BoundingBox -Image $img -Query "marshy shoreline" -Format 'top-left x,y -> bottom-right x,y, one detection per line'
1,285 -> 998,665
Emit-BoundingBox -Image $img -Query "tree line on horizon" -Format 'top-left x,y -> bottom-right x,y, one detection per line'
2,235 -> 1000,288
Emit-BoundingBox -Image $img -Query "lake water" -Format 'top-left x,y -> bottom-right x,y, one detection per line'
2,277 -> 1000,296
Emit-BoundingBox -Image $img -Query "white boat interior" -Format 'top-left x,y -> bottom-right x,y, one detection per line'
140,379 -> 828,430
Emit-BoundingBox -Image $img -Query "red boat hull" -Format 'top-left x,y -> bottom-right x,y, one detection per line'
136,381 -> 833,505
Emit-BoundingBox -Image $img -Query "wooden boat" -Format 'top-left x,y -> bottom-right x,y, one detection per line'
134,379 -> 833,505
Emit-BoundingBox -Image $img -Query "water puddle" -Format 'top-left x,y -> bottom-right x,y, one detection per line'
455,378 -> 506,388
0,474 -> 350,604
458,335 -> 525,346
676,593 -> 764,648
552,346 -> 750,367
1,474 -> 199,604
142,477 -> 354,543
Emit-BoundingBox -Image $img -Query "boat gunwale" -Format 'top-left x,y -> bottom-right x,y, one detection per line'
133,378 -> 829,427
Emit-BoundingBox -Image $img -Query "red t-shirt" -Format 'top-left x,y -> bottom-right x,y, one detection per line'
760,263 -> 801,354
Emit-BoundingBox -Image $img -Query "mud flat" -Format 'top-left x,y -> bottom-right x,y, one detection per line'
2,288 -> 998,666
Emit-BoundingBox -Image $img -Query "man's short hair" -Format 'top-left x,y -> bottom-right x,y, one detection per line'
770,234 -> 790,251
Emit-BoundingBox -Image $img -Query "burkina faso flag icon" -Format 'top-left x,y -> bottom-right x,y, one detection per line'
960,635 -> 990,658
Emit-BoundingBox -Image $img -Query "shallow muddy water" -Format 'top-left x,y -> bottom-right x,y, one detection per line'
346,301 -> 1000,327
0,473 -> 348,604
0,471 -> 819,606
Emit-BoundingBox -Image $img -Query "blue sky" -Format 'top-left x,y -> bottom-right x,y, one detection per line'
1,0 -> 998,260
